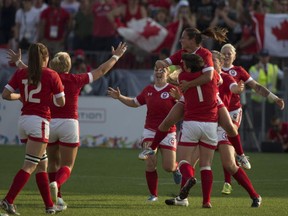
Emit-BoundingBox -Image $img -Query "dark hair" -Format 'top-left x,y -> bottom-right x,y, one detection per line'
182,53 -> 204,72
184,27 -> 228,45
27,43 -> 49,86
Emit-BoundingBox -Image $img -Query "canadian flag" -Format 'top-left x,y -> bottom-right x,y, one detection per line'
117,18 -> 183,54
252,13 -> 288,57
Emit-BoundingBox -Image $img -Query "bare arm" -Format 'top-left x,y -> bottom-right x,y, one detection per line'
90,42 -> 127,81
230,80 -> 244,94
179,70 -> 213,92
107,87 -> 138,107
106,6 -> 124,29
2,88 -> 21,101
247,80 -> 285,110
55,96 -> 65,107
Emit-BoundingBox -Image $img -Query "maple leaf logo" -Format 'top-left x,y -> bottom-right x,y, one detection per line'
140,20 -> 161,39
271,20 -> 288,41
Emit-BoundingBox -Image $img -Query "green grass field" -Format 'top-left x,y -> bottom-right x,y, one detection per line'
0,146 -> 288,216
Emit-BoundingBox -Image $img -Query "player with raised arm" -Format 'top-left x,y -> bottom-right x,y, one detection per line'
1,43 -> 65,215
7,42 -> 128,210
138,27 -> 248,171
220,43 -> 285,193
107,67 -> 182,201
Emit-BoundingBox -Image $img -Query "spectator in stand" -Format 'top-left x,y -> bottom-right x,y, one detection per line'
209,0 -> 242,50
32,0 -> 48,14
60,0 -> 80,17
272,0 -> 288,13
1,43 -> 65,215
249,49 -> 284,139
153,7 -> 170,27
107,0 -> 148,27
38,0 -> 71,56
14,0 -> 40,51
173,0 -> 196,29
194,0 -> 217,49
106,0 -> 148,65
73,0 -> 93,50
267,116 -> 288,152
0,0 -> 17,48
71,49 -> 109,96
233,9 -> 258,70
60,0 -> 80,51
91,0 -> 120,51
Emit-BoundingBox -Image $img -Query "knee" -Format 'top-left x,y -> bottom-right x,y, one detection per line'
162,164 -> 174,172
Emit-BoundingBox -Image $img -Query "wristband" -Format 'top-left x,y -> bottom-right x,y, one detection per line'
267,92 -> 278,101
15,59 -> 22,67
112,55 -> 120,61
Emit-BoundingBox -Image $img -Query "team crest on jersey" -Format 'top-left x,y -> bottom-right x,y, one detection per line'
229,69 -> 237,77
168,137 -> 175,146
161,92 -> 170,99
148,92 -> 153,96
222,132 -> 227,140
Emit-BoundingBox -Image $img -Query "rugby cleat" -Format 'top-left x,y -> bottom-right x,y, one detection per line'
165,196 -> 189,207
138,148 -> 157,160
221,182 -> 232,195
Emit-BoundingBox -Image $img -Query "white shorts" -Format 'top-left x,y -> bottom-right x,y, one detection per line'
49,118 -> 80,147
217,126 -> 231,146
18,115 -> 50,143
179,121 -> 218,149
229,108 -> 242,128
141,128 -> 177,151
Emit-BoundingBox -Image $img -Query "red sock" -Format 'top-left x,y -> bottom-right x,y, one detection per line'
179,162 -> 195,188
223,168 -> 231,184
36,172 -> 54,208
228,134 -> 244,155
145,170 -> 158,196
150,129 -> 168,150
201,169 -> 213,204
56,166 -> 71,187
5,169 -> 30,204
233,168 -> 258,198
48,172 -> 56,182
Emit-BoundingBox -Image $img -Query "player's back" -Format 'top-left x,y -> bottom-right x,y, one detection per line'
50,73 -> 90,119
179,71 -> 218,122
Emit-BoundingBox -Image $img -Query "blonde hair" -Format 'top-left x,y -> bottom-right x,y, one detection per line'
49,52 -> 71,73
221,43 -> 236,55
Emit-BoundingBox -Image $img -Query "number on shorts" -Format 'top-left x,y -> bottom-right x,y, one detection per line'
22,79 -> 41,103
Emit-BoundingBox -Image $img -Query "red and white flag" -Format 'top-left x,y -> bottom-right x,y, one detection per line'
117,18 -> 182,54
252,13 -> 288,57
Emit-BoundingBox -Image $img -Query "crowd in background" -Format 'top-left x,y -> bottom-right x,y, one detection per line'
0,0 -> 288,146
1,0 -> 288,67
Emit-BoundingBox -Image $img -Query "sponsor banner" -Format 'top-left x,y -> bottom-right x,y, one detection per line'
0,97 -> 146,148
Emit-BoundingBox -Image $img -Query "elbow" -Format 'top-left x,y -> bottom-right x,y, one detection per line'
2,91 -> 10,100
56,97 -> 65,107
